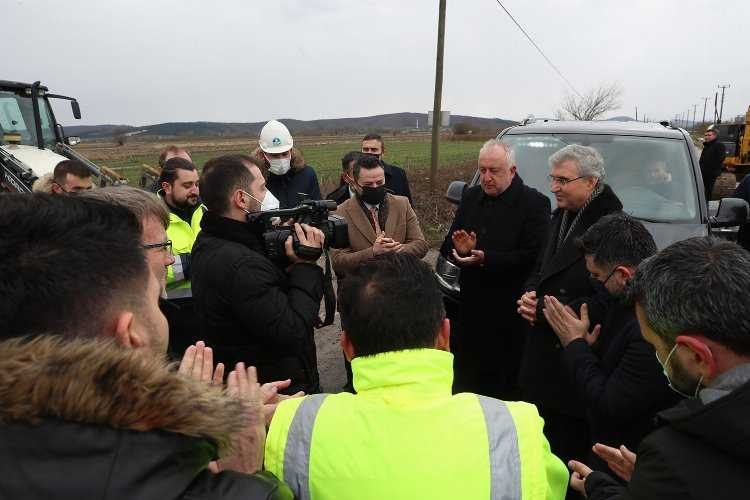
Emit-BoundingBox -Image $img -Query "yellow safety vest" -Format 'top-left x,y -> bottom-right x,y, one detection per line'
165,206 -> 203,298
265,349 -> 568,500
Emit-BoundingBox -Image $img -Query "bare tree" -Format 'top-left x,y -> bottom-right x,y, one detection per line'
559,83 -> 623,121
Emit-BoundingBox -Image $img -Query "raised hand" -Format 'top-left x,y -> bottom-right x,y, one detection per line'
214,363 -> 266,474
593,443 -> 637,482
179,341 -> 225,385
451,229 -> 477,256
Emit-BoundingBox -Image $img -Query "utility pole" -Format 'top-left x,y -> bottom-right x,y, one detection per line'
702,97 -> 709,125
717,84 -> 730,124
429,0 -> 447,193
692,104 -> 697,130
635,106 -> 638,121
714,92 -> 719,123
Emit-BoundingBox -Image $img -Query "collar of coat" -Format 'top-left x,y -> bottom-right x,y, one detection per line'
478,173 -> 524,205
0,335 -> 248,454
200,210 -> 264,252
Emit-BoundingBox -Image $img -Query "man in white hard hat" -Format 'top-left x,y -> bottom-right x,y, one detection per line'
252,120 -> 321,208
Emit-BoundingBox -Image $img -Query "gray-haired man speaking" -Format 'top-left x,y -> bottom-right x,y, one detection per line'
440,139 -> 550,400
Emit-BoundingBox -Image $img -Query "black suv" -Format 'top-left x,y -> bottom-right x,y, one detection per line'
436,120 -> 749,299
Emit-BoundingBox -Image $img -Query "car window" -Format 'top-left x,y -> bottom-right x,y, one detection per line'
493,133 -> 699,223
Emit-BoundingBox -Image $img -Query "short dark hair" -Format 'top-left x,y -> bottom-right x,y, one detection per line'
576,213 -> 657,268
341,151 -> 362,171
53,160 -> 91,184
0,194 -> 149,340
627,237 -> 750,355
362,133 -> 384,147
353,153 -> 383,180
338,253 -> 445,357
158,145 -> 191,167
158,157 -> 197,187
201,155 -> 259,214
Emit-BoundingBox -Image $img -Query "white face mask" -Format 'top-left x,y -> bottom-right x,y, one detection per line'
267,157 -> 291,176
242,189 -> 279,213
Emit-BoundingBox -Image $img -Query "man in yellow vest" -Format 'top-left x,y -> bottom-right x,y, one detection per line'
158,156 -> 203,357
265,253 -> 568,500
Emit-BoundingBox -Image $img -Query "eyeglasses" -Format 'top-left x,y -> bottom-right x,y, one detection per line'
143,240 -> 173,254
548,175 -> 587,186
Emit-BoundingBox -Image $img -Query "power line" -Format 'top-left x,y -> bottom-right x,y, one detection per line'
491,0 -> 582,97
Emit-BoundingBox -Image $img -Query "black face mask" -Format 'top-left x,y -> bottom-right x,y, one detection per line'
359,185 -> 386,205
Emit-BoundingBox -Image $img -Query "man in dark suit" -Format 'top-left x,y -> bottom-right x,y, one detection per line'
362,133 -> 413,205
517,144 -> 623,467
440,139 -> 550,399
699,127 -> 726,201
542,213 -> 679,476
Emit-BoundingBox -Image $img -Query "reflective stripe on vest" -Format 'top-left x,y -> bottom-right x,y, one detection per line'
280,393 -> 524,500
283,393 -> 329,500
477,395 -> 522,500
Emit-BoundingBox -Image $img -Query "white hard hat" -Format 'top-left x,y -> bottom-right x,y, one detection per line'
259,120 -> 293,154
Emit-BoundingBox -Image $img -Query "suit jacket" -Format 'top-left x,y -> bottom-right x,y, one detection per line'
561,301 -> 679,473
331,193 -> 428,278
520,184 -> 623,416
383,162 -> 413,206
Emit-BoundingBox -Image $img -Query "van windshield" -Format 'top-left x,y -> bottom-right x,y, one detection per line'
499,133 -> 700,223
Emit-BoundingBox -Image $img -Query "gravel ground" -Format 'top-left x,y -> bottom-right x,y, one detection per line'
315,249 -> 440,392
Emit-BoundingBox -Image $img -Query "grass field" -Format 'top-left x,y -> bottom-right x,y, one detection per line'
77,136 -> 481,188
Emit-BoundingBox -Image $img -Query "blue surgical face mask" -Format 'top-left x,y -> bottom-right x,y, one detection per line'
655,343 -> 704,399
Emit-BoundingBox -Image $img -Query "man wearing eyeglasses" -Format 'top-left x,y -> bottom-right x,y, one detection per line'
518,144 -> 623,471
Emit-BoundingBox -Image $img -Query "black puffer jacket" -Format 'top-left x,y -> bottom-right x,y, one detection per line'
586,374 -> 750,500
192,211 -> 324,394
521,184 -> 623,416
0,336 -> 292,500
699,139 -> 727,178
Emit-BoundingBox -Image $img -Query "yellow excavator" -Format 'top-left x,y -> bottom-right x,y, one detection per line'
709,106 -> 750,198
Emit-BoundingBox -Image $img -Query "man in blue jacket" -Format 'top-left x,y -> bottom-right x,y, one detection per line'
252,119 -> 321,208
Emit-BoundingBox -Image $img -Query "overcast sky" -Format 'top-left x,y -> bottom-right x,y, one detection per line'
6,0 -> 749,126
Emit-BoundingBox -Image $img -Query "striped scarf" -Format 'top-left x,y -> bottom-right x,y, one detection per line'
556,181 -> 604,251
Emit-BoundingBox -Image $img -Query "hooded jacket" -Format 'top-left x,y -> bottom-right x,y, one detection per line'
585,368 -> 750,500
251,147 -> 322,208
0,335 -> 292,500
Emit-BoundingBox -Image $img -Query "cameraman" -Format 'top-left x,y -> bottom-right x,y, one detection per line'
191,155 -> 325,394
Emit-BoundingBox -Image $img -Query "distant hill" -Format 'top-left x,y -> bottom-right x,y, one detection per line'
65,112 -> 517,139
606,115 -> 637,122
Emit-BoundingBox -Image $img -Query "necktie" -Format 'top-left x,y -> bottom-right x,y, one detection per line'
369,207 -> 381,234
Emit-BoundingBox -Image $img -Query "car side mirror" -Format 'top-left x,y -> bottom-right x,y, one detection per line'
66,136 -> 81,146
445,181 -> 467,205
71,100 -> 81,120
711,198 -> 749,228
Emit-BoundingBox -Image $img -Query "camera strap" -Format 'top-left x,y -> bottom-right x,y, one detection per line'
318,248 -> 336,328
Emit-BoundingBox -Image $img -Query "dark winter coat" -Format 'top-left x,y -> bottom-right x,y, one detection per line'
699,139 -> 727,179
585,373 -> 750,500
0,335 -> 292,500
439,176 -> 550,398
520,184 -> 623,416
325,182 -> 352,206
733,176 -> 750,251
382,161 -> 413,205
561,301 -> 680,472
191,211 -> 324,394
252,147 -> 322,208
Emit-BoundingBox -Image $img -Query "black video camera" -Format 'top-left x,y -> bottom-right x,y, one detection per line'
247,199 -> 349,262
